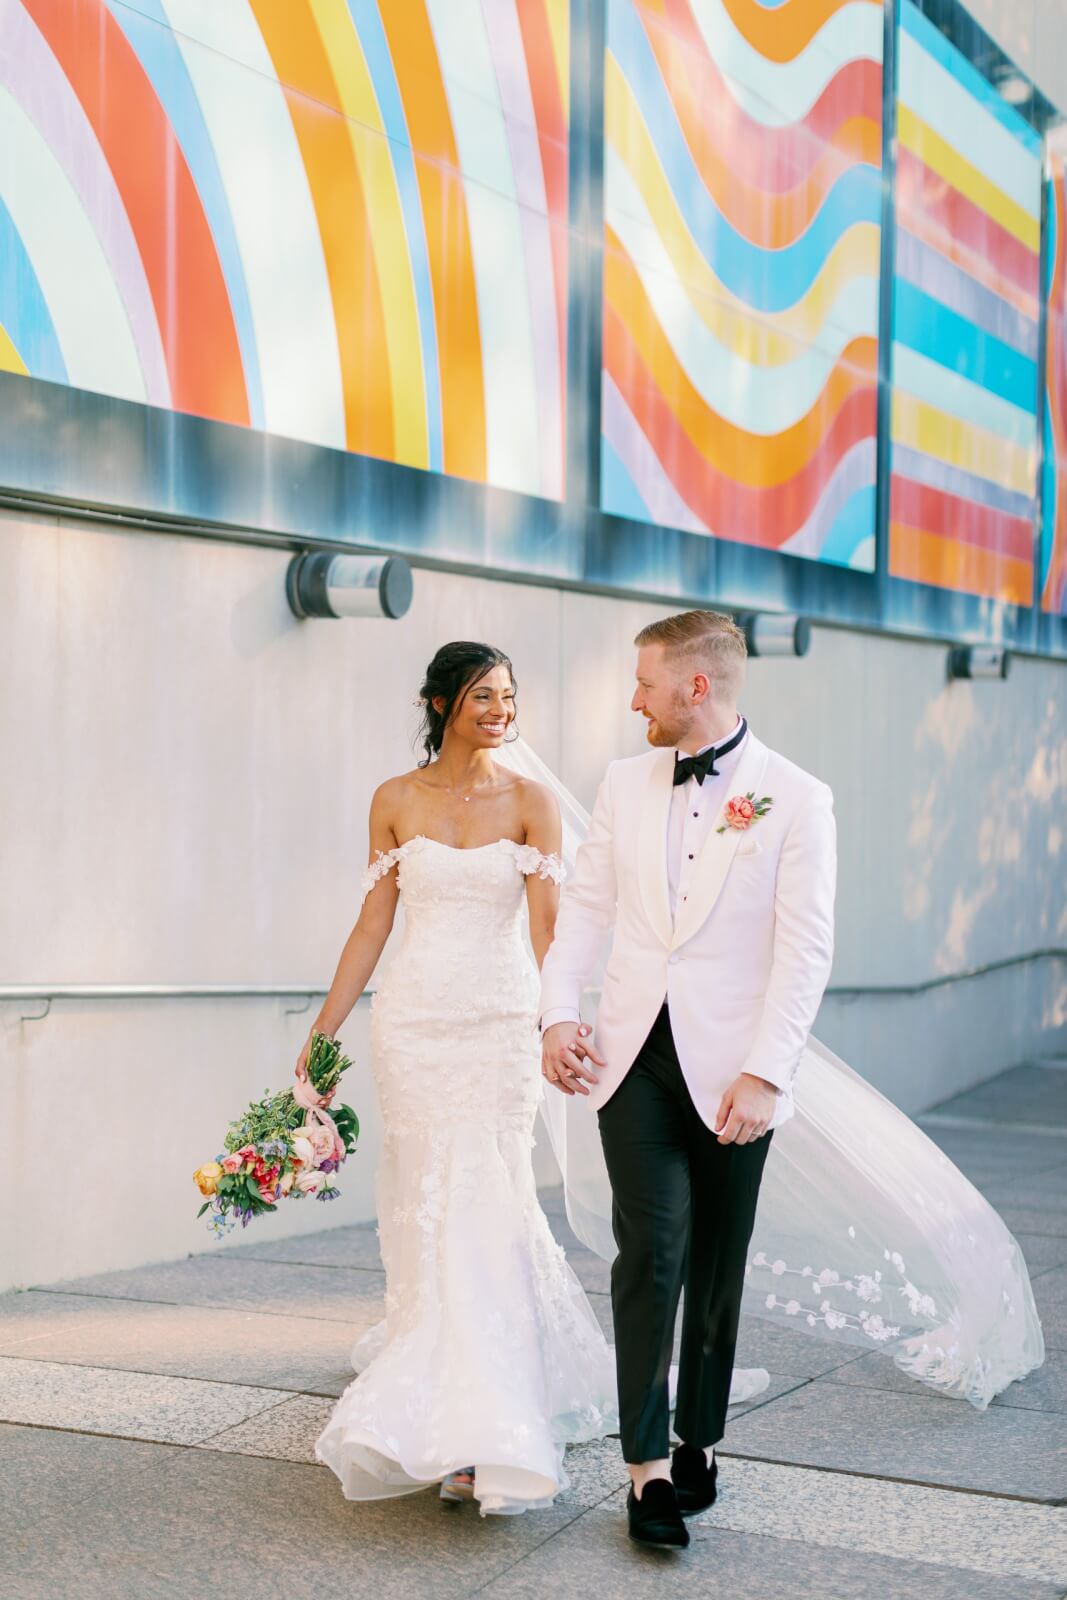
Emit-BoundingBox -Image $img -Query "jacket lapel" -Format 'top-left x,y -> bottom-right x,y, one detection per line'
669,735 -> 771,952
637,750 -> 675,949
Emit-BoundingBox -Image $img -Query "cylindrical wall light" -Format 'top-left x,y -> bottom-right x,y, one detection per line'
738,612 -> 811,658
947,645 -> 1011,681
286,552 -> 414,621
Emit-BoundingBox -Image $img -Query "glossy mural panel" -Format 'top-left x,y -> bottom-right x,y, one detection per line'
599,0 -> 884,571
1041,151 -> 1067,617
0,0 -> 570,499
889,0 -> 1041,606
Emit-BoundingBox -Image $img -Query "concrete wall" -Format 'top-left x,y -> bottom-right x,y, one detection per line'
2,508 -> 1065,1289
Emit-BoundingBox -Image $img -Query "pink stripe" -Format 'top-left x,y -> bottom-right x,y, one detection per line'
0,0 -> 170,405
602,374 -> 707,533
481,0 -> 562,498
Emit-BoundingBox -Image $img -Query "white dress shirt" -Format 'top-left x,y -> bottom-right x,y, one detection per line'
541,717 -> 748,1031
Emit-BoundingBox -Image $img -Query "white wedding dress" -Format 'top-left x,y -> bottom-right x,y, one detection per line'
315,835 -> 621,1514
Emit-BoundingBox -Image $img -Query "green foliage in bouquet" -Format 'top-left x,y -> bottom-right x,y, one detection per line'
193,1033 -> 359,1234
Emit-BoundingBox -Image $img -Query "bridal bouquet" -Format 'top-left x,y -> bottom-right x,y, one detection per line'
193,1032 -> 359,1237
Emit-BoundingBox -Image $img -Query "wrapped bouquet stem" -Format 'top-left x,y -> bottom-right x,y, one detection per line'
193,1032 -> 360,1236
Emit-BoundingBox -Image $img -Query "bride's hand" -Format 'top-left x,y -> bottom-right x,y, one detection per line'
294,1035 -> 336,1107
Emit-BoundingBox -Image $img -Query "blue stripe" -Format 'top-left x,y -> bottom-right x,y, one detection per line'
0,197 -> 67,382
608,0 -> 882,313
891,440 -> 1036,520
892,280 -> 1038,411
1040,411 -> 1057,602
601,439 -> 654,523
900,0 -> 1042,157
817,485 -> 876,567
104,0 -> 265,428
348,0 -> 442,473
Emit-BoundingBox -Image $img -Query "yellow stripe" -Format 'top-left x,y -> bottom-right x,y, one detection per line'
897,104 -> 1040,254
0,321 -> 27,375
545,0 -> 569,119
308,0 -> 428,468
606,60 -> 880,365
891,391 -> 1035,494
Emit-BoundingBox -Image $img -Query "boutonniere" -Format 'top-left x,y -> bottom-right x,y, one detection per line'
717,792 -> 773,834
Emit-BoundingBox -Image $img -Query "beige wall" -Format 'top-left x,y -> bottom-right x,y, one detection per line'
2,509 -> 1065,1288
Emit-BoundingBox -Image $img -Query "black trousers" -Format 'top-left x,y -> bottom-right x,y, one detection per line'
597,1004 -> 773,1463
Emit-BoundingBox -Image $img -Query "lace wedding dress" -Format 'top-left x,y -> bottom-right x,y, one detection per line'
315,835 -> 620,1515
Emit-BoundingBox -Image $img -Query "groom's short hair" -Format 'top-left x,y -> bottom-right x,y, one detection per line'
634,610 -> 747,698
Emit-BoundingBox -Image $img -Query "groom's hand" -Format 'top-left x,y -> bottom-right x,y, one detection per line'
542,1022 -> 605,1096
714,1072 -> 777,1144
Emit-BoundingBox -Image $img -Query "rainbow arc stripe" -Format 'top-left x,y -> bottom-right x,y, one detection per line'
0,0 -> 569,499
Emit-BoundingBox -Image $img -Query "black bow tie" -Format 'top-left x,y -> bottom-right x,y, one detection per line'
673,718 -> 748,786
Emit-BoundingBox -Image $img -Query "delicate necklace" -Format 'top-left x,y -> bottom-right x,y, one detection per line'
438,769 -> 496,804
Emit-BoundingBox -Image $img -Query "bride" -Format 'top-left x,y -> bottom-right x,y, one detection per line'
301,640 -> 1044,1518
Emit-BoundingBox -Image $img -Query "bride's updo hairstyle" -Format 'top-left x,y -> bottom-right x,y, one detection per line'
417,641 -> 516,766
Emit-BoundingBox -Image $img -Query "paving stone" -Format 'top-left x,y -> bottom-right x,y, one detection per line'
1015,1232 -> 1067,1277
1000,1208 -> 1067,1241
478,1513 -> 1062,1600
224,1221 -> 384,1271
720,1378 -> 1067,1502
45,1255 -> 387,1325
0,1290 -> 363,1396
0,1355 -> 292,1446
0,1425 -> 581,1600
197,1393 -> 334,1463
917,1126 -> 1067,1185
694,1457 -> 1067,1586
927,1068 -> 1067,1130
1033,1267 -> 1067,1346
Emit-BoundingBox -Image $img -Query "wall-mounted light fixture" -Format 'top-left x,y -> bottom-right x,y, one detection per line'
286,552 -> 414,621
737,612 -> 811,658
947,644 -> 1011,681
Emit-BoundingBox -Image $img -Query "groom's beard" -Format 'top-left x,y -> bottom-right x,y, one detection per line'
644,694 -> 694,748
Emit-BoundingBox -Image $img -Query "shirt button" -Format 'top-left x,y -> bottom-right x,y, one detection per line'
688,853 -> 694,859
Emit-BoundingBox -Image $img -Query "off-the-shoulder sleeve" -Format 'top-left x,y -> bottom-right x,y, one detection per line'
360,847 -> 404,900
504,841 -> 566,885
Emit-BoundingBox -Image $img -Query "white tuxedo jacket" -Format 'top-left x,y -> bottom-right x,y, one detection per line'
539,733 -> 836,1132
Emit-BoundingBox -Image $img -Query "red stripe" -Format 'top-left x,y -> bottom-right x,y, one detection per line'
24,0 -> 248,426
896,148 -> 1040,308
890,476 -> 1034,563
603,305 -> 876,543
654,0 -> 881,195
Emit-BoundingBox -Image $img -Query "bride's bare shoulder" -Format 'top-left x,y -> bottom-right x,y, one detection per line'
369,770 -> 427,813
512,775 -> 560,823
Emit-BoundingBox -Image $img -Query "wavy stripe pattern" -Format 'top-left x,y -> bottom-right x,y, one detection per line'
0,0 -> 569,498
601,0 -> 882,569
889,0 -> 1039,606
1042,155 -> 1067,617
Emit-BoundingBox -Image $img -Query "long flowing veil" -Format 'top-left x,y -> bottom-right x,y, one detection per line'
497,737 -> 1045,1410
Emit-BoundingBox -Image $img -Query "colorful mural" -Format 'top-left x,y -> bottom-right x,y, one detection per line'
599,0 -> 884,571
0,0 -> 570,499
889,0 -> 1041,606
1042,151 -> 1067,617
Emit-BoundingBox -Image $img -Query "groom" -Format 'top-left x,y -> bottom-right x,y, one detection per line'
539,610 -> 836,1549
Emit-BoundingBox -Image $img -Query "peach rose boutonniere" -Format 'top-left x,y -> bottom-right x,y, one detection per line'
717,792 -> 773,834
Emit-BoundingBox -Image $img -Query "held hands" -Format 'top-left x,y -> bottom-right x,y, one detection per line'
713,1071 -> 777,1144
294,1033 -> 337,1108
541,1022 -> 606,1097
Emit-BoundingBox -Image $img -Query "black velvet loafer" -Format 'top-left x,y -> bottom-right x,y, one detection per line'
671,1442 -> 718,1515
626,1478 -> 690,1548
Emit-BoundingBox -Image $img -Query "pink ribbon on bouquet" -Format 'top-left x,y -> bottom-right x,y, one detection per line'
292,1073 -> 344,1159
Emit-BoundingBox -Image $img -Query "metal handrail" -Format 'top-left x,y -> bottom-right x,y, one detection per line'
0,947 -> 1063,1005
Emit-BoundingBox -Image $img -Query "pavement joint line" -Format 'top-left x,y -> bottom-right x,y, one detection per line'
19,1285 -> 380,1328
716,1450 -> 1067,1507
0,1351 -> 337,1397
919,1113 -> 1067,1138
192,1390 -> 312,1450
